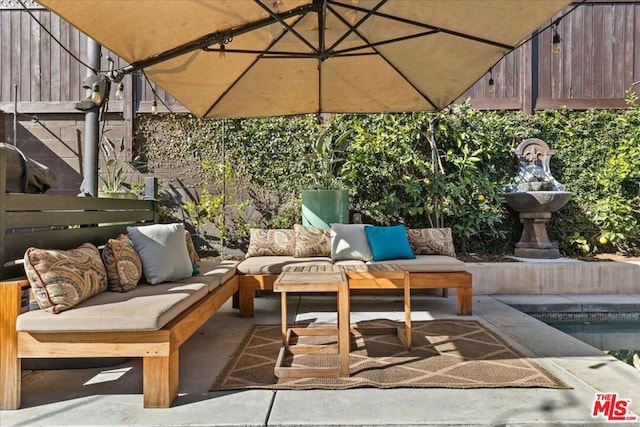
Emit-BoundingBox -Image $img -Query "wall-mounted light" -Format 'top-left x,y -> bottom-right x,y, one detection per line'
219,44 -> 226,59
115,82 -> 125,100
552,20 -> 561,55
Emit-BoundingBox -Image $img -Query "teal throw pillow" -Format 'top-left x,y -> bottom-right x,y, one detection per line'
364,225 -> 416,261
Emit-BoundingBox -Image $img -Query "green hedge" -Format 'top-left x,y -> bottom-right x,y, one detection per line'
136,95 -> 640,257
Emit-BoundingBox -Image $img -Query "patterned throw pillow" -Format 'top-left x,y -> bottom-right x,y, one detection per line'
102,234 -> 142,292
184,230 -> 200,267
293,224 -> 331,257
246,229 -> 296,257
407,228 -> 457,257
24,243 -> 108,313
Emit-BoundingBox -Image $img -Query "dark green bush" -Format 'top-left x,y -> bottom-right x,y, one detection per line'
137,95 -> 640,257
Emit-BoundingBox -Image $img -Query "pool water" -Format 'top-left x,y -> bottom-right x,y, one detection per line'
545,322 -> 640,368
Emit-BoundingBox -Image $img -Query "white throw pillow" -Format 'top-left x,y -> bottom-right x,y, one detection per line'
127,223 -> 193,284
330,223 -> 373,261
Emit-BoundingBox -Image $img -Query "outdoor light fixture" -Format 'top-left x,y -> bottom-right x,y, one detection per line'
552,20 -> 561,55
76,74 -> 110,111
115,82 -> 125,100
151,99 -> 158,115
91,82 -> 102,104
488,69 -> 495,94
219,44 -> 226,59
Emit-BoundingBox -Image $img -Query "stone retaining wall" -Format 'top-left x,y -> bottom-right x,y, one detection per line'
466,261 -> 640,295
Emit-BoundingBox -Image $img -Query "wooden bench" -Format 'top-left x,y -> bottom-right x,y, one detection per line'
238,267 -> 472,318
0,149 -> 238,409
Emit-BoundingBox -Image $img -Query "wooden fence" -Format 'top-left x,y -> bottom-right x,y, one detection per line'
1,0 -> 639,117
0,148 -> 158,279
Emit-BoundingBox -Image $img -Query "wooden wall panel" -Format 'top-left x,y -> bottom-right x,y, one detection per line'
536,2 -> 639,107
0,5 -> 129,107
460,1 -> 640,112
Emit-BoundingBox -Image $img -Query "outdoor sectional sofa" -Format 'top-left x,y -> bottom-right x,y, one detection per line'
0,221 -> 239,410
0,221 -> 471,410
0,155 -> 240,410
0,152 -> 471,409
236,224 -> 473,317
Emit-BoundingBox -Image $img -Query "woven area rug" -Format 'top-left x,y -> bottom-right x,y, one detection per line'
211,320 -> 569,391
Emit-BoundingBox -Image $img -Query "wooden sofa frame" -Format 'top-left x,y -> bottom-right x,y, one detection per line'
0,149 -> 471,409
238,270 -> 472,318
0,150 -> 237,409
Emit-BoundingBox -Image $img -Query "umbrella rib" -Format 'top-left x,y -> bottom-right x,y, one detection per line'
112,3 -> 315,79
329,12 -> 438,109
326,0 -> 388,54
318,0 -> 327,55
332,30 -> 439,56
329,0 -> 515,51
201,48 -> 382,58
201,13 -> 308,118
252,0 -> 319,54
318,0 -> 327,113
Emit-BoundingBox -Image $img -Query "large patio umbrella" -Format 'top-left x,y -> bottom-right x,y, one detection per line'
38,0 -> 572,118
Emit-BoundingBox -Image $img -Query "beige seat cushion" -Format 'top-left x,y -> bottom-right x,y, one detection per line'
368,255 -> 466,273
237,256 -> 333,274
176,259 -> 238,291
333,259 -> 367,267
17,281 -> 209,333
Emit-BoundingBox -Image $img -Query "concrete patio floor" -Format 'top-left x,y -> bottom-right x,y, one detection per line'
1,292 -> 639,427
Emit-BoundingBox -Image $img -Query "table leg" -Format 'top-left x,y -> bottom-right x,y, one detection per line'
337,281 -> 350,377
403,271 -> 411,349
280,291 -> 288,345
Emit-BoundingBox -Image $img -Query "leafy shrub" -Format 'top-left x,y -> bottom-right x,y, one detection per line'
136,95 -> 640,257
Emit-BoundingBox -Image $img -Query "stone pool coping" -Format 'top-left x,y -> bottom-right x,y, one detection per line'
492,293 -> 640,313
467,259 -> 640,295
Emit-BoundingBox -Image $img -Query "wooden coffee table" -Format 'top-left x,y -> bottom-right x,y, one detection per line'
341,263 -> 412,349
273,265 -> 350,378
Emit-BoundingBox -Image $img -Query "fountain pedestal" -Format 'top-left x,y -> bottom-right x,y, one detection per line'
514,212 -> 561,259
504,191 -> 572,259
503,139 -> 573,259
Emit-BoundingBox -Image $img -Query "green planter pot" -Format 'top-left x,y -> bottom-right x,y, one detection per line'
301,189 -> 349,229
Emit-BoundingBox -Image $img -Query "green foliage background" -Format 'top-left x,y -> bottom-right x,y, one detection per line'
136,96 -> 640,257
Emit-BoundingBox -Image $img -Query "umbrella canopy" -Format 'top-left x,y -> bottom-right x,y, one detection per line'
38,0 -> 571,118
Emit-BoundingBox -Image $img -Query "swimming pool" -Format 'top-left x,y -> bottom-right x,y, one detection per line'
530,313 -> 640,368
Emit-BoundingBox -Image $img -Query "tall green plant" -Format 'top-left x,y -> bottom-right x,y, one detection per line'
584,94 -> 640,252
181,159 -> 250,258
306,124 -> 353,189
340,113 -> 432,225
98,137 -> 127,192
528,91 -> 640,255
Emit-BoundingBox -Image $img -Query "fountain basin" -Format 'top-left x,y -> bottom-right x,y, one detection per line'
504,191 -> 572,213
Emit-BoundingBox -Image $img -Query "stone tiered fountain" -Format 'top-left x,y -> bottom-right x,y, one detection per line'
504,138 -> 572,259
